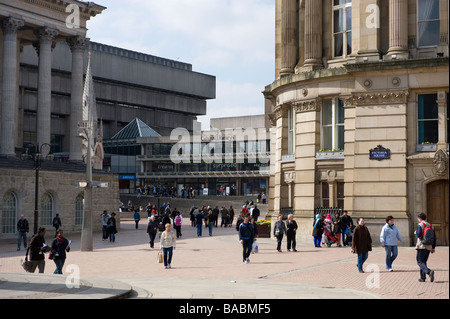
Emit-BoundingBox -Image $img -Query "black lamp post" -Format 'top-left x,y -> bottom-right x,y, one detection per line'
21,143 -> 54,235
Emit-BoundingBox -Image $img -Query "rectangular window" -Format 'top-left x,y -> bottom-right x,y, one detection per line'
417,0 -> 440,47
418,93 -> 438,144
321,98 -> 345,151
288,106 -> 295,155
333,0 -> 352,58
322,182 -> 329,207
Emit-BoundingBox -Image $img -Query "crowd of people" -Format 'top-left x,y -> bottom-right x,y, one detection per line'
16,203 -> 437,282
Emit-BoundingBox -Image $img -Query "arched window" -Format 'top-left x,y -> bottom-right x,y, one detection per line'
75,194 -> 84,226
40,193 -> 53,226
2,192 -> 17,234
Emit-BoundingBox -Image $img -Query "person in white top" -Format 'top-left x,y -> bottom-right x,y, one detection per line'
160,223 -> 176,269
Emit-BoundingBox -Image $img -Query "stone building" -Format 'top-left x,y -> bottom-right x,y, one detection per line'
0,0 -> 215,239
264,0 -> 449,245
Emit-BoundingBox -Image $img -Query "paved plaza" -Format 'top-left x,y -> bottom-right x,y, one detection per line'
0,218 -> 448,300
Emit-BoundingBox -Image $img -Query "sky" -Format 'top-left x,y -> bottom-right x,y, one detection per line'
86,0 -> 275,130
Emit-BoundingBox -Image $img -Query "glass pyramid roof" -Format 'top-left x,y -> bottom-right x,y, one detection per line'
111,118 -> 161,140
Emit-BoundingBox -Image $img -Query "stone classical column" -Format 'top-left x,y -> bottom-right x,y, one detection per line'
280,0 -> 298,77
302,0 -> 322,70
67,36 -> 89,162
0,17 -> 24,156
34,27 -> 58,147
386,0 -> 408,59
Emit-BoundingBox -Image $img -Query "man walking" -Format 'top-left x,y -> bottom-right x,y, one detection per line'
415,213 -> 436,282
17,215 -> 29,251
239,214 -> 255,264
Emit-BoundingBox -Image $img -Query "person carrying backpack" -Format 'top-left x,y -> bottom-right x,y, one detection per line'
414,213 -> 436,282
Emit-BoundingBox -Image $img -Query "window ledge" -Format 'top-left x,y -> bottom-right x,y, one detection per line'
315,151 -> 344,160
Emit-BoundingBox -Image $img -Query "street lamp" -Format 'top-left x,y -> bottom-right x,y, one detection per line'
21,143 -> 54,235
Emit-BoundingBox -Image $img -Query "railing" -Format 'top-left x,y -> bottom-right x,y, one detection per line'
314,207 -> 344,218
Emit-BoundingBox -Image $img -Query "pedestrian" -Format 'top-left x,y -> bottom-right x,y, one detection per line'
29,227 -> 48,273
341,210 -> 353,246
351,217 -> 372,273
147,215 -> 158,248
274,214 -> 287,252
332,212 -> 342,247
322,213 -> 337,247
312,214 -> 324,247
414,213 -> 436,282
195,207 -> 204,237
101,210 -> 111,241
207,209 -> 214,236
239,214 -> 255,264
174,211 -> 183,238
252,205 -> 260,221
228,206 -> 235,227
50,229 -> 70,274
134,209 -> 141,229
212,206 -> 219,227
380,215 -> 404,272
160,223 -> 176,269
107,212 -> 117,243
16,214 -> 29,251
52,213 -> 62,237
220,206 -> 229,227
286,214 -> 298,252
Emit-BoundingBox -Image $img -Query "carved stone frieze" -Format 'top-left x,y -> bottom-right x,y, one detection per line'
350,89 -> 409,106
293,98 -> 321,113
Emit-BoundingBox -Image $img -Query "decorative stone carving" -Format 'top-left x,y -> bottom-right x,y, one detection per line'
1,17 -> 24,34
433,149 -> 448,176
284,171 -> 296,184
363,79 -> 373,88
294,98 -> 320,113
392,77 -> 401,87
351,89 -> 409,106
274,104 -> 290,120
67,36 -> 89,52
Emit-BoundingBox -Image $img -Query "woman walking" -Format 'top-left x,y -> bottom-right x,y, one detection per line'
352,217 -> 372,273
160,223 -> 176,269
312,214 -> 324,247
286,214 -> 298,252
50,229 -> 70,274
380,216 -> 404,272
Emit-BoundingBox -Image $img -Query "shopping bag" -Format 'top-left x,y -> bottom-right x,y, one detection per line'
157,251 -> 163,263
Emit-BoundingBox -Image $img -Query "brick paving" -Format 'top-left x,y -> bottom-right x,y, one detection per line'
0,218 -> 448,299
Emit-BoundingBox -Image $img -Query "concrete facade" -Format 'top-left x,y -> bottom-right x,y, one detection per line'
265,0 -> 449,246
0,0 -> 215,239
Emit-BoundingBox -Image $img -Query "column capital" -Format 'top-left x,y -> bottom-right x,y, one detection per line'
34,27 -> 59,44
1,17 -> 25,35
67,36 -> 90,53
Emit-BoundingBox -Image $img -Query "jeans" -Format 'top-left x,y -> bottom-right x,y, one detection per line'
53,258 -> 65,274
314,236 -> 321,247
208,222 -> 214,236
357,252 -> 369,271
384,245 -> 398,270
416,249 -> 431,280
163,247 -> 173,267
242,239 -> 252,262
197,222 -> 202,236
17,231 -> 27,250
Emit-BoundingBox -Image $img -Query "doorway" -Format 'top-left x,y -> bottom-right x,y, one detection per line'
426,179 -> 449,246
